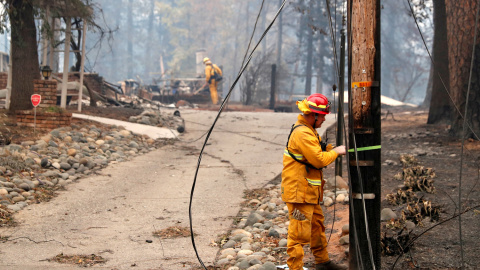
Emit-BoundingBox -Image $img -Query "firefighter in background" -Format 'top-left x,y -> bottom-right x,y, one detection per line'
203,57 -> 222,105
281,94 -> 347,270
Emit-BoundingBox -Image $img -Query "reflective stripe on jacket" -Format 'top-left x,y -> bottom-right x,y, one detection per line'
281,114 -> 339,204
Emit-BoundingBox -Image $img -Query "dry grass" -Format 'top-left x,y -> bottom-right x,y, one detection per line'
0,206 -> 16,227
152,226 -> 195,239
32,186 -> 60,203
47,253 -> 106,267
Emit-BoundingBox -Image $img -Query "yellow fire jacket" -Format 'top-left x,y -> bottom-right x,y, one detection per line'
205,64 -> 222,83
281,114 -> 339,204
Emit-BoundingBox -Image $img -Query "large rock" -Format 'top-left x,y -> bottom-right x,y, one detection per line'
245,212 -> 264,227
381,208 -> 397,221
325,175 -> 349,190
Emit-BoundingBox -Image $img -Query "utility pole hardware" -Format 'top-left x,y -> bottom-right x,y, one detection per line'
348,0 -> 381,269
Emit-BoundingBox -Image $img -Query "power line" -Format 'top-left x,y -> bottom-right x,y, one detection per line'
457,0 -> 479,268
330,0 -> 380,268
394,1 -> 480,268
188,1 -> 288,269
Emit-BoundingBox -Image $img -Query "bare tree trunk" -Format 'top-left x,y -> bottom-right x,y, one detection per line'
232,2 -> 243,72
291,0 -> 306,96
8,0 -> 40,113
427,0 -> 452,124
305,1 -> 314,96
276,0 -> 283,69
423,62 -> 433,108
144,0 -> 155,81
113,0 -> 122,81
245,78 -> 252,105
84,79 -> 97,107
70,18 -> 83,72
127,0 -> 133,79
445,0 -> 480,138
261,2 -> 267,56
232,2 -> 243,101
316,0 -> 324,94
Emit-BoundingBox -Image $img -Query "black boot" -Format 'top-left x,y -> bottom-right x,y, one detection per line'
315,260 -> 348,270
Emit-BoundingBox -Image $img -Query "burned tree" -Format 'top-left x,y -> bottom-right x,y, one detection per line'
2,0 -> 41,112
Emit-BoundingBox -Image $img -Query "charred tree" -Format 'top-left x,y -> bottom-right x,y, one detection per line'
290,0 -> 306,95
7,0 -> 41,112
426,0 -> 451,124
144,0 -> 155,80
127,0 -> 133,79
305,6 -> 314,96
70,18 -> 83,72
445,0 -> 480,138
276,0 -> 283,71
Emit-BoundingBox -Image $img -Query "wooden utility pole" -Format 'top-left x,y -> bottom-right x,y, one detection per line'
347,0 -> 381,269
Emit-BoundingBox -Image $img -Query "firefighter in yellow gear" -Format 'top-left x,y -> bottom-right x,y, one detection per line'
281,94 -> 347,270
203,57 -> 222,105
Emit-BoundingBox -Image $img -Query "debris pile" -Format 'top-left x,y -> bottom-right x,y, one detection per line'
386,189 -> 417,206
128,109 -> 185,133
47,253 -> 107,267
398,165 -> 436,193
381,155 -> 441,256
381,230 -> 411,256
401,200 -> 440,225
152,226 -> 194,239
394,155 -> 436,193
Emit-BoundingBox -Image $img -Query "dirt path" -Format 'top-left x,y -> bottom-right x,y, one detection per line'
0,109 -> 337,270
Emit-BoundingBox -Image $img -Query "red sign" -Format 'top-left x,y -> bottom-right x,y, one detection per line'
31,94 -> 41,107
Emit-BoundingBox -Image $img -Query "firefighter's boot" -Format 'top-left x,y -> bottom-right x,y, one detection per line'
315,260 -> 347,270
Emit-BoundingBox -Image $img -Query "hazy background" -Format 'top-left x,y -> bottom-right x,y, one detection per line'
0,0 -> 433,104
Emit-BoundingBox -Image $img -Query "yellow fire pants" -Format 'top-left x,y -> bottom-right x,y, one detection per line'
209,81 -> 218,105
286,202 -> 329,270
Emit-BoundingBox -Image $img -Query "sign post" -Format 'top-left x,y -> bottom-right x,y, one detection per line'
31,94 -> 41,133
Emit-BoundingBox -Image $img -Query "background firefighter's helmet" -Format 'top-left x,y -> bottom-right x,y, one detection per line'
203,57 -> 211,64
296,93 -> 331,115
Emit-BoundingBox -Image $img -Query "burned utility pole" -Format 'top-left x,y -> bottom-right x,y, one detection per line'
347,0 -> 381,269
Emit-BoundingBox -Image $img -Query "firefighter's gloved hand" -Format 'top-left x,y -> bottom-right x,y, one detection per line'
326,144 -> 334,152
292,209 -> 306,221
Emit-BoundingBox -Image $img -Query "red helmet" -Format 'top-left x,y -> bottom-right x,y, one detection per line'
306,93 -> 331,114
